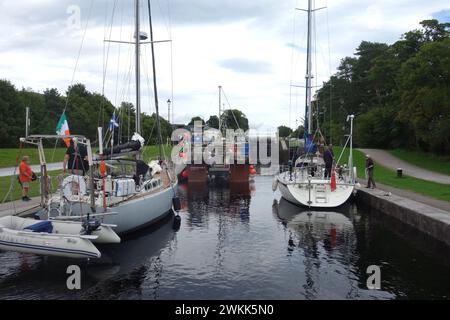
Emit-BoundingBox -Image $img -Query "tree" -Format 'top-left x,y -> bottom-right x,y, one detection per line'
397,38 -> 450,153
278,125 -> 292,138
206,115 -> 219,129
220,109 -> 249,131
291,125 -> 305,139
188,116 -> 205,126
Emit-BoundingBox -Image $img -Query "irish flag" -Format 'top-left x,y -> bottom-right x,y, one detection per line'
56,112 -> 71,147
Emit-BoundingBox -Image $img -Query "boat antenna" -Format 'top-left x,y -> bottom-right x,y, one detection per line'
148,0 -> 163,160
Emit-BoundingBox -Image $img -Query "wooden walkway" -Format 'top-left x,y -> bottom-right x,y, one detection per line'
0,197 -> 41,218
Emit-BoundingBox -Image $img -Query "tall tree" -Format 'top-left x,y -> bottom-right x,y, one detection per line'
206,115 -> 219,129
188,116 -> 205,126
220,109 -> 249,131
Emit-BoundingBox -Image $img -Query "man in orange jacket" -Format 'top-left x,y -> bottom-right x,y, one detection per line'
19,155 -> 33,201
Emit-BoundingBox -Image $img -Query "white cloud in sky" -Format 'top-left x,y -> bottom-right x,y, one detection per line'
0,0 -> 449,133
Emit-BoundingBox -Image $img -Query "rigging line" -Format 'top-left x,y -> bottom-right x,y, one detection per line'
114,0 -> 125,107
156,0 -> 171,36
289,2 -> 299,130
101,0 -> 118,111
325,0 -> 333,145
313,2 -> 319,131
148,0 -> 164,159
63,0 -> 94,113
98,0 -> 110,129
167,0 -> 174,123
221,88 -> 240,130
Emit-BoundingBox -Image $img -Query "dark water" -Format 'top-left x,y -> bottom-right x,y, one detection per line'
0,176 -> 449,300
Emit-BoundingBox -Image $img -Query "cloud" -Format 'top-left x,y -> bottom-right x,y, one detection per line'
1,0 -> 450,132
217,58 -> 272,74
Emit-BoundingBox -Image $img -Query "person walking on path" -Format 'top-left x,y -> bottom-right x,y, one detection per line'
323,144 -> 334,178
365,154 -> 376,189
19,156 -> 33,201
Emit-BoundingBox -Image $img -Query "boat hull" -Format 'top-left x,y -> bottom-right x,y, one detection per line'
0,217 -> 101,259
67,183 -> 177,235
277,179 -> 354,208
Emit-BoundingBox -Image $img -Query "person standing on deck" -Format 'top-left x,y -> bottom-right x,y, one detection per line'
63,139 -> 88,175
365,154 -> 376,189
19,156 -> 33,201
323,144 -> 334,178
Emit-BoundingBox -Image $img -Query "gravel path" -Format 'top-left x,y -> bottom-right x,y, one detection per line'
358,149 -> 450,185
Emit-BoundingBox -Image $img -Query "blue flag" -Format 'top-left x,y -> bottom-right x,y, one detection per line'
109,112 -> 119,130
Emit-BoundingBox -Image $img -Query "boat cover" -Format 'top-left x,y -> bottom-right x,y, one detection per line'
24,221 -> 53,233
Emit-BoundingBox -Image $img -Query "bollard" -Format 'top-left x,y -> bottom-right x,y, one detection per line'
397,168 -> 402,178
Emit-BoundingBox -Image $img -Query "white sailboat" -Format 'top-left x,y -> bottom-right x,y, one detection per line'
20,0 -> 177,235
273,0 -> 357,208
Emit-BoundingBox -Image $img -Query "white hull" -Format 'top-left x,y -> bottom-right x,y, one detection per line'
65,183 -> 177,235
0,216 -> 101,259
277,177 -> 354,208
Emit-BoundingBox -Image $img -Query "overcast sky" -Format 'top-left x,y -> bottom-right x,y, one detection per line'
0,0 -> 449,132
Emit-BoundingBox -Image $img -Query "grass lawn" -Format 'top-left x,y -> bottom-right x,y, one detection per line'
388,149 -> 450,176
0,148 -> 67,168
0,144 -> 174,202
0,145 -> 174,168
0,170 -> 62,203
334,146 -> 450,202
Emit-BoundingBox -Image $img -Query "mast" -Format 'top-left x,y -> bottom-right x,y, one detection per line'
135,0 -> 141,134
148,0 -> 163,159
218,85 -> 222,132
305,0 -> 313,135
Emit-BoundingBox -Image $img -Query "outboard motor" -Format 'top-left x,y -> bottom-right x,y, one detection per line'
82,218 -> 101,235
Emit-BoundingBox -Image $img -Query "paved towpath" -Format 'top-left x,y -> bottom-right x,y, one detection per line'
0,162 -> 63,177
358,149 -> 450,185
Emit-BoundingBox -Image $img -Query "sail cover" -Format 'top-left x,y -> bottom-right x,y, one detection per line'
304,133 -> 317,154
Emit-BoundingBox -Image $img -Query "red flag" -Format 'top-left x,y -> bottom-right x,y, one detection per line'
330,167 -> 336,191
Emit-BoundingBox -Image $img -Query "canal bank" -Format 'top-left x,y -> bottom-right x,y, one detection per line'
355,185 -> 450,247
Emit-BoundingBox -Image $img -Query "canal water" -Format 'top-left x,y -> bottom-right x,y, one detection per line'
0,176 -> 449,299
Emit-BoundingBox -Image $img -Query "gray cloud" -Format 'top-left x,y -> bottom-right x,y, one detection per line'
218,58 -> 272,74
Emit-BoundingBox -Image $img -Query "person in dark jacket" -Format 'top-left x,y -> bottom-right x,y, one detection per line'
63,139 -> 88,175
365,154 -> 376,188
323,144 -> 334,178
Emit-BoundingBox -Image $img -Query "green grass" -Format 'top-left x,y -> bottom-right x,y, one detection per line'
335,146 -> 450,202
0,144 -> 173,203
0,145 -> 174,169
388,149 -> 450,176
0,170 -> 62,203
0,148 -> 67,168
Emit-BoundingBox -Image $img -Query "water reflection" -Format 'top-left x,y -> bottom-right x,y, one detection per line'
1,177 -> 450,300
273,198 -> 367,299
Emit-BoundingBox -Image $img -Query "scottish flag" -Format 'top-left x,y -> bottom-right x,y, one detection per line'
109,112 -> 119,130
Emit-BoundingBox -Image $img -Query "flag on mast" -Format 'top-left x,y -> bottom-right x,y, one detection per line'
56,112 -> 71,147
109,112 -> 119,131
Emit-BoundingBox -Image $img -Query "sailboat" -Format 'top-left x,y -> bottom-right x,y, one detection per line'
273,0 -> 357,208
23,0 -> 178,235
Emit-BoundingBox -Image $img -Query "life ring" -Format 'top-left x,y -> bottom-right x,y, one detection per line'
62,175 -> 87,199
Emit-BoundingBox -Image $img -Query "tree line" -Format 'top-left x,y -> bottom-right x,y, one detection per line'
0,81 -> 173,148
0,80 -> 250,148
280,19 -> 449,155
